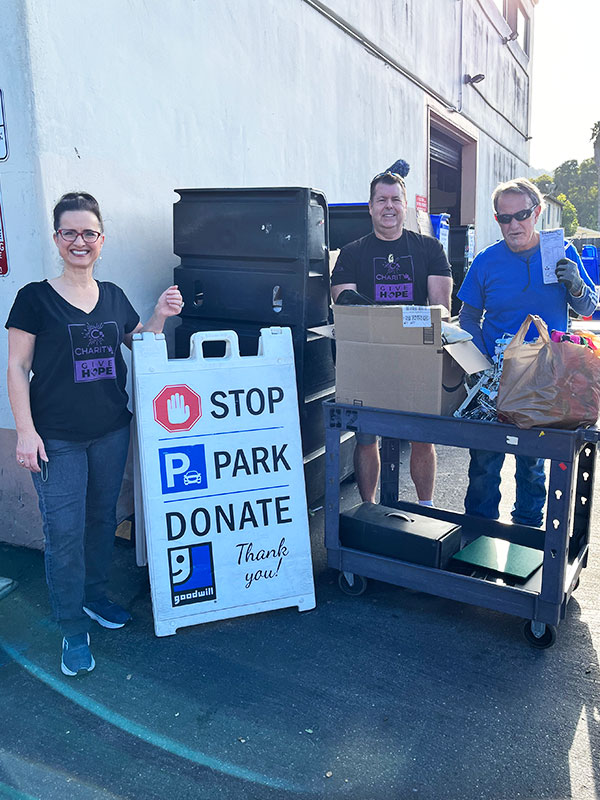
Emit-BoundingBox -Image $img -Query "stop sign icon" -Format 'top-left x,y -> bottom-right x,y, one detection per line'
153,384 -> 202,432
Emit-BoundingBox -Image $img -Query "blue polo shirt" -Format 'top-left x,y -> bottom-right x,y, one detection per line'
458,239 -> 596,357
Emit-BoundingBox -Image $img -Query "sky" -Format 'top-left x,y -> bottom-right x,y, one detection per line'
529,0 -> 600,173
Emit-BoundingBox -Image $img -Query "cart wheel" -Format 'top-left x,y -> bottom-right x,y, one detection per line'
338,572 -> 368,596
522,620 -> 557,649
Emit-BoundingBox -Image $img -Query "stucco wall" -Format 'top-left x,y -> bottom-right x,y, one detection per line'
0,0 -> 534,546
316,0 -> 531,154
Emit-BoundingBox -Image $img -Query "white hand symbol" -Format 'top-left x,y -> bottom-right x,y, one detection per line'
167,393 -> 190,424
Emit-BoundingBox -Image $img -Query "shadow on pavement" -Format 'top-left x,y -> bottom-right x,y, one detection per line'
1,472 -> 599,800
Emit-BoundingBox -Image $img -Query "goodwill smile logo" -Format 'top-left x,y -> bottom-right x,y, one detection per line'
168,543 -> 216,606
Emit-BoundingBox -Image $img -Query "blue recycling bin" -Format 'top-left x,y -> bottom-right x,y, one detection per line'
581,244 -> 599,286
429,213 -> 450,257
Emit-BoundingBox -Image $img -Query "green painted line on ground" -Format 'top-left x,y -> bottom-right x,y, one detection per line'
0,637 -> 313,795
0,782 -> 38,800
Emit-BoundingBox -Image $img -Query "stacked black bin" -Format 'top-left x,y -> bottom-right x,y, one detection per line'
448,224 -> 475,315
173,187 -> 337,499
328,203 -> 372,251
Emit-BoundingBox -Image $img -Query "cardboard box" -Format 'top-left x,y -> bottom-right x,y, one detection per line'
333,304 -> 491,416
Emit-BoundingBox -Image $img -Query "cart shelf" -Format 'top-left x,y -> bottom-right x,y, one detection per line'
323,400 -> 598,647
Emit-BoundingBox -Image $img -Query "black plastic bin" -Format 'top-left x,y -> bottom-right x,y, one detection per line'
172,187 -> 337,499
328,202 -> 371,251
448,224 -> 474,314
174,187 -> 330,329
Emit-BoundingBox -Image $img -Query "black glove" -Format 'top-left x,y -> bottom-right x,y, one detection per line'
555,258 -> 584,296
334,289 -> 373,305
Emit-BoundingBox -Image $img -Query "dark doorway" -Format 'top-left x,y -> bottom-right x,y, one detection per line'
429,129 -> 462,225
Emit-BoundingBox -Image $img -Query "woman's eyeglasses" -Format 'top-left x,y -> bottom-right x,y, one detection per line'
56,229 -> 102,243
495,205 -> 538,225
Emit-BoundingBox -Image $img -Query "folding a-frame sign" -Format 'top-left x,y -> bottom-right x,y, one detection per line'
132,328 -> 315,636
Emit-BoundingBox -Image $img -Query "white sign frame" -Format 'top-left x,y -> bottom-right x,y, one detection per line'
132,327 -> 316,636
0,90 -> 7,161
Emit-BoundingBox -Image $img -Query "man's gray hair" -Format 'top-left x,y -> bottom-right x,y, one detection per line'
491,177 -> 546,213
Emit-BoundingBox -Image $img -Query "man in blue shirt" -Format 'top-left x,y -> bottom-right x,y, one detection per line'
458,177 -> 598,526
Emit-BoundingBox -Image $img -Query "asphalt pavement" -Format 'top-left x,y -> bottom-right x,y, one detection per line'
1,446 -> 599,800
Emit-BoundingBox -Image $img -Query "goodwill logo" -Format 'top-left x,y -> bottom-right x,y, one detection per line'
159,444 -> 208,495
168,543 -> 216,606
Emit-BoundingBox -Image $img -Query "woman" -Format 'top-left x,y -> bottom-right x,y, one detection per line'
6,192 -> 183,676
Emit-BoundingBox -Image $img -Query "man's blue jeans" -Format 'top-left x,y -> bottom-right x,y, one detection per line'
32,425 -> 130,637
464,449 -> 546,527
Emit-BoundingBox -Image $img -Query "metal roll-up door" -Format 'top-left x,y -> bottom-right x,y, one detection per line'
430,130 -> 461,169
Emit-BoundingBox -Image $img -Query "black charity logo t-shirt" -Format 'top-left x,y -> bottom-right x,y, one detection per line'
331,230 -> 451,306
372,252 -> 415,303
68,320 -> 120,383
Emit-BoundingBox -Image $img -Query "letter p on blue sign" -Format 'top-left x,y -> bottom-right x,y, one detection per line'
159,444 -> 208,494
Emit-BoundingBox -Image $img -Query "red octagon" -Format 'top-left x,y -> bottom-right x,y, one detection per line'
153,384 -> 201,432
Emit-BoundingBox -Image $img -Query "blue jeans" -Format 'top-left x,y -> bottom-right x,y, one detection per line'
464,449 -> 546,527
32,425 -> 130,637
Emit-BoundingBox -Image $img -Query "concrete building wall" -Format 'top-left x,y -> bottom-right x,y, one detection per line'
323,0 -> 532,142
541,198 -> 563,230
0,0 -> 536,546
0,0 -> 49,548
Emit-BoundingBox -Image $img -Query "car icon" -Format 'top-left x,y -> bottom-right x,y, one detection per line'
183,470 -> 204,486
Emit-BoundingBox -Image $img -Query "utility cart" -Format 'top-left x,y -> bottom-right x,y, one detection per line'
324,400 -> 599,648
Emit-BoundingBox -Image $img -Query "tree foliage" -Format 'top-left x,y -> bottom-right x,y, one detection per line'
553,157 -> 598,230
592,121 -> 600,231
531,174 -> 554,194
556,193 -> 578,236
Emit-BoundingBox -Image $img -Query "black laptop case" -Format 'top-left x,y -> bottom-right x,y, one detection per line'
339,503 -> 462,569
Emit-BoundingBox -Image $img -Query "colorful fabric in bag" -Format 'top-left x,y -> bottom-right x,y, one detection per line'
496,314 -> 600,430
571,328 -> 600,356
550,329 -> 597,350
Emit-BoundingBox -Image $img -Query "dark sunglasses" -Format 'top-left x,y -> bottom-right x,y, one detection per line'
495,204 -> 538,225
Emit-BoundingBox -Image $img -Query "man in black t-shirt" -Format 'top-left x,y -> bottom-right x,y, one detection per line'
331,171 -> 452,506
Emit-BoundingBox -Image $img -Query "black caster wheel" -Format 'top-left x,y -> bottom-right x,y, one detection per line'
523,620 -> 557,649
338,572 -> 368,596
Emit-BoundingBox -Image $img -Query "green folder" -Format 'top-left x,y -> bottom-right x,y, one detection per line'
452,536 -> 543,580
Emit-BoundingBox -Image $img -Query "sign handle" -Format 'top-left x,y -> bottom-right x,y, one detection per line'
189,330 -> 241,362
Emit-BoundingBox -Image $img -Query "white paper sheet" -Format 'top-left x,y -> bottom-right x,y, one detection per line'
539,228 -> 566,284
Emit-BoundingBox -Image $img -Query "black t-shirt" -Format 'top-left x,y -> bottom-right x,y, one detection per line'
331,230 -> 452,304
6,280 -> 140,440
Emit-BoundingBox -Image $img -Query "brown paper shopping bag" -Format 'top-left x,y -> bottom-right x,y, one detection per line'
496,314 -> 600,429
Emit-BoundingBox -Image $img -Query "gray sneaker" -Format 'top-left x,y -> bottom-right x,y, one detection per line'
0,577 -> 17,600
61,633 -> 95,676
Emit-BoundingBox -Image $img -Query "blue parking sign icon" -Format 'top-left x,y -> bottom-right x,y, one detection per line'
159,444 -> 208,494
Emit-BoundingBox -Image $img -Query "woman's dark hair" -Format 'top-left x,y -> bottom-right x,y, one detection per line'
53,192 -> 104,232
